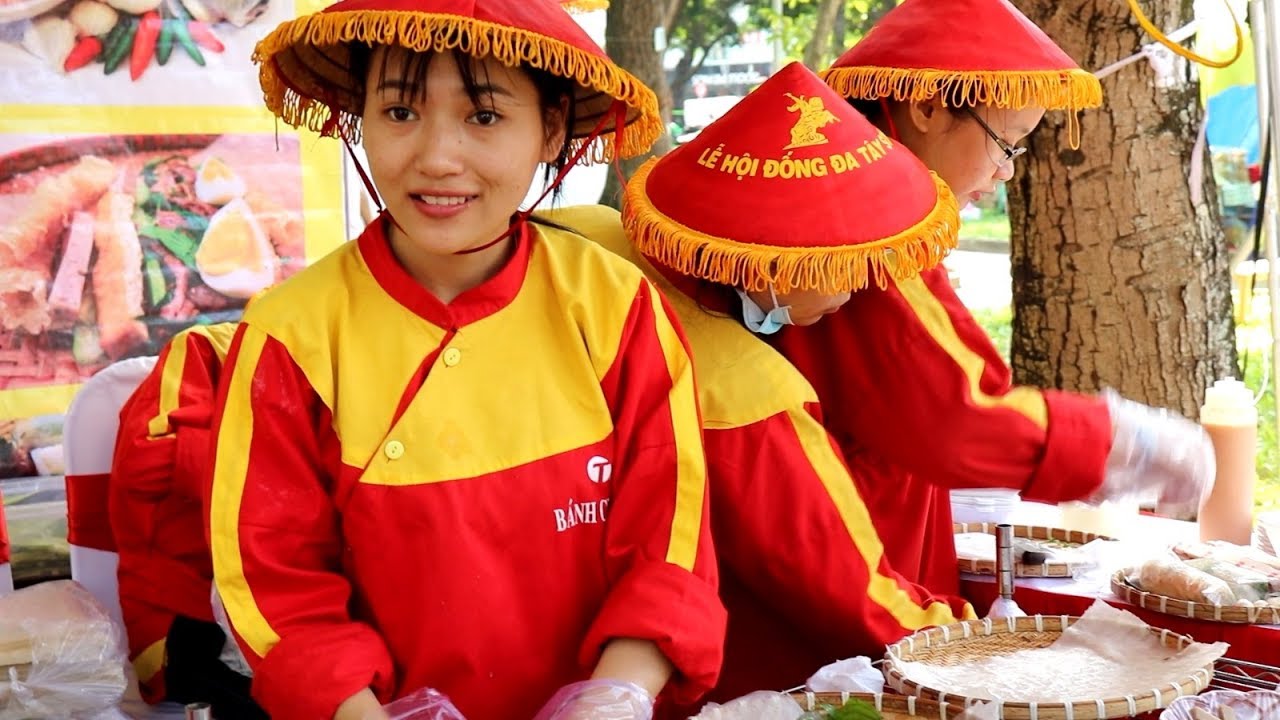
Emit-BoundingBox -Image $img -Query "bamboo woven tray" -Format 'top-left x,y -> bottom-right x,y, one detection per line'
953,523 -> 1111,578
1111,570 -> 1280,625
792,692 -> 963,719
883,615 -> 1214,719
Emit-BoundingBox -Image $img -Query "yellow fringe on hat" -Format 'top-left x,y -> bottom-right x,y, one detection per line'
562,0 -> 609,12
820,66 -> 1103,111
254,10 -> 660,162
622,159 -> 961,296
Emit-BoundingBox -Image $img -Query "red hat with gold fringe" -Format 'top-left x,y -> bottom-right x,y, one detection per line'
624,61 -> 960,296
253,0 -> 655,163
560,0 -> 608,13
821,0 -> 1102,115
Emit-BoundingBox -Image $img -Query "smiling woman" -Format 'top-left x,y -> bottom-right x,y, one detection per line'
204,2 -> 727,720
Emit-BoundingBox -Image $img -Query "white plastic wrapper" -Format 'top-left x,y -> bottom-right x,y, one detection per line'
804,657 -> 884,694
384,687 -> 468,720
0,580 -> 128,719
986,597 -> 1027,619
956,702 -> 1000,720
1160,690 -> 1280,720
693,691 -> 804,720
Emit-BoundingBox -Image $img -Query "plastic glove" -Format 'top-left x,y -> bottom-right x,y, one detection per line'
532,680 -> 654,720
1094,389 -> 1215,519
383,688 -> 467,720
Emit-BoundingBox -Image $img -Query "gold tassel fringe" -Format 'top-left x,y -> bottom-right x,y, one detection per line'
622,159 -> 962,296
254,10 -> 660,163
562,0 -> 609,13
820,66 -> 1103,112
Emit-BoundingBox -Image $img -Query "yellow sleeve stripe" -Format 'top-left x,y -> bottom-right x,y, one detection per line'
147,324 -> 238,439
147,333 -> 194,439
132,638 -> 166,684
787,408 -> 966,629
209,328 -> 281,659
895,275 -> 1048,430
649,287 -> 708,572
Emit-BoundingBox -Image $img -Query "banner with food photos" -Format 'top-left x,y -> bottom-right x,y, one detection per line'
0,0 -> 345,479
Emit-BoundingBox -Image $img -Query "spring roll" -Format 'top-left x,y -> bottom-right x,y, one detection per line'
92,191 -> 148,359
0,268 -> 51,333
0,156 -> 116,271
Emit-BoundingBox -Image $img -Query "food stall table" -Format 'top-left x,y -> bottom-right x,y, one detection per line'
958,502 -> 1280,666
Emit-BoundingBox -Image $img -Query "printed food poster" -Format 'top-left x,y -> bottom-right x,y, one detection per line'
0,0 -> 344,480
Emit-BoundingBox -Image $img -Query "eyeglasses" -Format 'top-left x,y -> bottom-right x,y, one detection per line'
964,107 -> 1027,166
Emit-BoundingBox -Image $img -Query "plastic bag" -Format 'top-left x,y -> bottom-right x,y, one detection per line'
1160,689 -> 1280,720
693,691 -> 804,720
986,597 -> 1027,619
383,687 -> 468,720
0,580 -> 129,719
805,657 -> 884,694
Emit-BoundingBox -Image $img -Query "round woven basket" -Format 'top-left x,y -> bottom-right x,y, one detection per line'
1111,570 -> 1280,625
884,615 -> 1214,719
791,692 -> 963,719
953,523 -> 1111,578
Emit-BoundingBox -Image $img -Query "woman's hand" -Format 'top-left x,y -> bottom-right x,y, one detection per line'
335,689 -> 391,720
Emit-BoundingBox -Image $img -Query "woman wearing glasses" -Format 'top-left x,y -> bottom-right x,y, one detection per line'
773,0 -> 1216,600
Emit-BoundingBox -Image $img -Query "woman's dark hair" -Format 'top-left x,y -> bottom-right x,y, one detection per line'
849,95 -> 969,127
348,44 -> 578,195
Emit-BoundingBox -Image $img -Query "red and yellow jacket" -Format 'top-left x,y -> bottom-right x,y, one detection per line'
555,206 -> 973,703
208,217 -> 725,720
773,265 -> 1112,596
110,322 -> 237,702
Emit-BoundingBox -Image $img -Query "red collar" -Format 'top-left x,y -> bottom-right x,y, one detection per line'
358,217 -> 532,329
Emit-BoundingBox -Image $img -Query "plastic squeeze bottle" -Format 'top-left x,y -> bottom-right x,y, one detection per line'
1198,377 -> 1258,545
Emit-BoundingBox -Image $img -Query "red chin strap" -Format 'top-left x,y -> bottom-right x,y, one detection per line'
456,100 -> 627,256
880,97 -> 901,142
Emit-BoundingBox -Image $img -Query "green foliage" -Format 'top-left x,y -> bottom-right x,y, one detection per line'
746,0 -> 893,66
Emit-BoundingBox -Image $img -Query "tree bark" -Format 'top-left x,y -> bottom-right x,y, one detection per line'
803,0 -> 845,69
600,0 -> 675,208
1007,0 -> 1235,418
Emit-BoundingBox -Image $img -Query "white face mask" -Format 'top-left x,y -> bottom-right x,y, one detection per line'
735,285 -> 793,335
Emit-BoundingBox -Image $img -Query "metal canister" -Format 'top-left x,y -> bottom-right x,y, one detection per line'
995,523 -> 1016,601
185,703 -> 213,720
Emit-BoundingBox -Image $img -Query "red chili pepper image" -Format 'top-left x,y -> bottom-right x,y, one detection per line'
64,35 -> 102,72
130,11 -> 162,81
187,21 -> 225,53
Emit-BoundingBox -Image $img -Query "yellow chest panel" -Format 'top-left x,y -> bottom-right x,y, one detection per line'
245,225 -> 645,484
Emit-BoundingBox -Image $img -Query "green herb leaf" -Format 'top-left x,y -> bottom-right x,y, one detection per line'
829,698 -> 882,720
139,224 -> 200,266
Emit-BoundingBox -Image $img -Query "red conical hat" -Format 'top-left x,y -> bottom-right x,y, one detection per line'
254,0 -> 655,163
822,0 -> 1102,113
624,62 -> 960,295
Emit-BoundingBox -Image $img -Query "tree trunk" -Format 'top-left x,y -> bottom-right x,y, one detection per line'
803,0 -> 845,69
831,4 -> 847,59
1007,0 -> 1235,418
600,0 -> 675,209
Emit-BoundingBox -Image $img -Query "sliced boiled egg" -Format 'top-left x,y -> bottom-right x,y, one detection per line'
196,199 -> 277,298
195,156 -> 247,206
